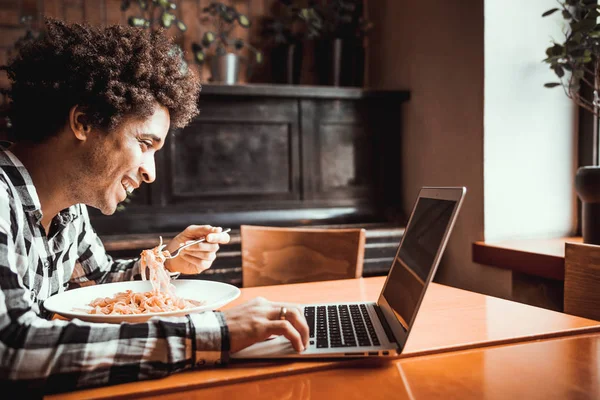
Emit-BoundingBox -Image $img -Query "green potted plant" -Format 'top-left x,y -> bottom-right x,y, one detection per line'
311,0 -> 372,87
543,0 -> 600,244
262,0 -> 321,84
121,0 -> 187,32
192,2 -> 262,84
120,0 -> 189,76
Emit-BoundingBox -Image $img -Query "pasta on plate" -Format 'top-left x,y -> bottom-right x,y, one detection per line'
85,238 -> 202,315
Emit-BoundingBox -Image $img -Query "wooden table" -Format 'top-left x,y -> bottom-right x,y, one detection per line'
48,277 -> 600,399
144,331 -> 600,400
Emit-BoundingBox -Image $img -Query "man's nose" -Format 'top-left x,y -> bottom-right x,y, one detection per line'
140,158 -> 156,183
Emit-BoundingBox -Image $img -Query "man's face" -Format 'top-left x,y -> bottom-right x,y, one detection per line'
79,103 -> 170,215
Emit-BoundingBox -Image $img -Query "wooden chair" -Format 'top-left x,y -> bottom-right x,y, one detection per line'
564,242 -> 600,321
240,225 -> 366,287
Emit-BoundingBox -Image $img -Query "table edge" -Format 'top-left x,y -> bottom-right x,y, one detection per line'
472,240 -> 568,280
48,324 -> 600,400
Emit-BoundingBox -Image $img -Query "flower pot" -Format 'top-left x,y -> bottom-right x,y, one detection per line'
575,166 -> 600,244
315,38 -> 365,87
211,53 -> 240,85
271,42 -> 303,85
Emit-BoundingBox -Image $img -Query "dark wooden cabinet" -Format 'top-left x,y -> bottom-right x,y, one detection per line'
90,84 -> 410,285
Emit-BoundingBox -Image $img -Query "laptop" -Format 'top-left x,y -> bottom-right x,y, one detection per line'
232,186 -> 466,359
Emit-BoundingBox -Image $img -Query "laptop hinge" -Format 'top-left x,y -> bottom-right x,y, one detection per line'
373,304 -> 402,344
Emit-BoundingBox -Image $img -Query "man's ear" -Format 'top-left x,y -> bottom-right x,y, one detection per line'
69,105 -> 92,141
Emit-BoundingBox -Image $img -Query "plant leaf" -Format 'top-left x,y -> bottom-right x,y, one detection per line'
571,18 -> 596,33
571,32 -> 584,43
202,31 -> 216,47
194,50 -> 205,64
585,9 -> 600,20
546,43 -> 565,57
542,8 -> 559,17
238,14 -> 251,28
160,12 -> 176,28
544,82 -> 562,88
222,6 -> 237,23
553,65 -> 565,78
128,16 -> 149,28
176,20 -> 187,32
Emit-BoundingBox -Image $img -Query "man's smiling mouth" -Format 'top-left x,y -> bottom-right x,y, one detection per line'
122,180 -> 134,194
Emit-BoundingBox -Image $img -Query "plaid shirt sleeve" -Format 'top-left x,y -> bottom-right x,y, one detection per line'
68,205 -> 143,288
0,187 -> 231,394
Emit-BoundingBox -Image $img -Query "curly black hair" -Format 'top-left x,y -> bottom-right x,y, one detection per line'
0,18 -> 200,143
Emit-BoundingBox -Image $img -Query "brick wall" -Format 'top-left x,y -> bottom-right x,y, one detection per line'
0,0 -> 271,99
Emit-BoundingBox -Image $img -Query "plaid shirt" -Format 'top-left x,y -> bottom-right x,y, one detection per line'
0,147 -> 230,394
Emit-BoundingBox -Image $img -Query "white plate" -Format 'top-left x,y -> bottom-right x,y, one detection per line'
44,280 -> 240,324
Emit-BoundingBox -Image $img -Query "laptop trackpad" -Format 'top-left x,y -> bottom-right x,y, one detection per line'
231,335 -> 296,359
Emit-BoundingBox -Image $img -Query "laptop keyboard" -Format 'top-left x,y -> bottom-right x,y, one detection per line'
304,304 -> 381,348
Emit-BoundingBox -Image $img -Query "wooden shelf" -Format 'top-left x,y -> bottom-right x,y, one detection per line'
91,84 -> 409,237
200,83 -> 411,100
472,237 -> 582,281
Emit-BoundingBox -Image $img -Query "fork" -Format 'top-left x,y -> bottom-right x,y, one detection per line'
166,228 -> 231,260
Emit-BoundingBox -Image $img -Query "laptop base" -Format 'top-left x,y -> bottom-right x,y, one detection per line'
231,302 -> 399,359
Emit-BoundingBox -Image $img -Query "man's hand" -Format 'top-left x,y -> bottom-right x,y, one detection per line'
222,297 -> 310,353
164,225 -> 230,275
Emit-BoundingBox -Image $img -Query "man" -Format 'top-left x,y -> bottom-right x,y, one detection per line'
0,19 -> 308,393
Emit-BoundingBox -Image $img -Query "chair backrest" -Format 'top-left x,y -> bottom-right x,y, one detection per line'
240,225 -> 366,287
564,242 -> 600,321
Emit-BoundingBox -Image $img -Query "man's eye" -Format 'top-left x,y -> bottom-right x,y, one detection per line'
139,140 -> 153,149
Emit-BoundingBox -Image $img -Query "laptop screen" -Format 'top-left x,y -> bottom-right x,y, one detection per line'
382,197 -> 457,329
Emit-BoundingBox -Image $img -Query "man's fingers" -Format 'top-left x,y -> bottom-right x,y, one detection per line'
206,232 -> 230,244
183,224 -> 213,237
178,253 -> 212,272
223,299 -> 310,354
269,320 -> 305,352
182,226 -> 229,243
283,307 -> 310,348
267,304 -> 309,349
267,302 -> 300,319
183,242 -> 220,253
181,248 -> 218,261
